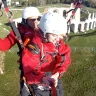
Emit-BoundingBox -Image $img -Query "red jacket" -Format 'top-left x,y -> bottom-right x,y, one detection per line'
22,31 -> 71,84
0,23 -> 36,51
0,23 -> 71,84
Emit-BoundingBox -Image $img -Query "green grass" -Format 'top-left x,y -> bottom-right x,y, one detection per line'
63,47 -> 96,96
68,30 -> 96,47
63,52 -> 96,96
0,4 -> 96,96
0,51 -> 20,96
62,30 -> 96,96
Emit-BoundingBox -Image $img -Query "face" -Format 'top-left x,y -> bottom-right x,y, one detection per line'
46,33 -> 63,45
27,16 -> 41,29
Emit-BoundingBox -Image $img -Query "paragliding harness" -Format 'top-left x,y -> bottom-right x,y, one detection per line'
2,0 -> 58,96
63,0 -> 82,41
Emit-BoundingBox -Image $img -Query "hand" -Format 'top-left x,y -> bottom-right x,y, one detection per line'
42,72 -> 59,87
42,76 -> 54,88
50,72 -> 59,87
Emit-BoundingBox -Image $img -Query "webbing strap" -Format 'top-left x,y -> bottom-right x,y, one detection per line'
2,0 -> 24,49
27,42 -> 40,54
23,77 -> 35,96
51,85 -> 57,96
11,22 -> 24,48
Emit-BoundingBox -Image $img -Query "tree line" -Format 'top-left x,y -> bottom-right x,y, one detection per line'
14,0 -> 96,8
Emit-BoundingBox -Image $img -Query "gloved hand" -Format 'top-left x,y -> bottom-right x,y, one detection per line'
42,72 -> 59,87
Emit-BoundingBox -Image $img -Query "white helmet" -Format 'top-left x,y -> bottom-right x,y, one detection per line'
22,7 -> 41,19
39,12 -> 67,36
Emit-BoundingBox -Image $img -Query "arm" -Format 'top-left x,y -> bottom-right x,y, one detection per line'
53,40 -> 71,76
0,31 -> 17,51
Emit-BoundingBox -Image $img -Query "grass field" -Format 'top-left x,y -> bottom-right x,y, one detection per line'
63,30 -> 96,96
0,4 -> 96,96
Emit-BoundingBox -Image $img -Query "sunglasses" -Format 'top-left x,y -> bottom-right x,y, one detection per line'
31,17 -> 41,22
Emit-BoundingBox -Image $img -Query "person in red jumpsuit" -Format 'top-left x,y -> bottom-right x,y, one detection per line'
0,6 -> 42,96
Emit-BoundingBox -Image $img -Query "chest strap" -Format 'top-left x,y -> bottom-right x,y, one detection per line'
27,42 -> 40,54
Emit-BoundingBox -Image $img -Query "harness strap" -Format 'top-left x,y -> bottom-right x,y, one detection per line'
2,0 -> 24,49
59,55 -> 66,66
51,85 -> 57,96
27,42 -> 40,54
11,22 -> 24,48
22,77 -> 35,96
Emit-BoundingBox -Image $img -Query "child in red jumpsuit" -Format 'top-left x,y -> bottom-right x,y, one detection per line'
21,12 -> 71,96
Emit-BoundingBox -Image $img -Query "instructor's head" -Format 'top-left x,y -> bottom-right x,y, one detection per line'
22,7 -> 41,29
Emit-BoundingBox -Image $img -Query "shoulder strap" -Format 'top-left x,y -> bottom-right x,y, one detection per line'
27,42 -> 40,54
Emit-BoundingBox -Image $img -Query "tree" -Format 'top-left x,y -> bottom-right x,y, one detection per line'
84,0 -> 96,8
90,0 -> 96,8
46,0 -> 53,4
39,0 -> 46,6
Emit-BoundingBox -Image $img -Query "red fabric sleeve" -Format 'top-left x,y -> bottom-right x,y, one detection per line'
0,31 -> 16,51
53,40 -> 71,74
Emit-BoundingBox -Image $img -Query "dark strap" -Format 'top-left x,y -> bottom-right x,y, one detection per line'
2,0 -> 24,49
27,42 -> 40,54
22,77 -> 35,96
58,55 -> 66,67
2,0 -> 13,17
11,22 -> 24,49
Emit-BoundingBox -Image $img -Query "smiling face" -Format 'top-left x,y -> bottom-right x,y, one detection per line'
45,33 -> 63,45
